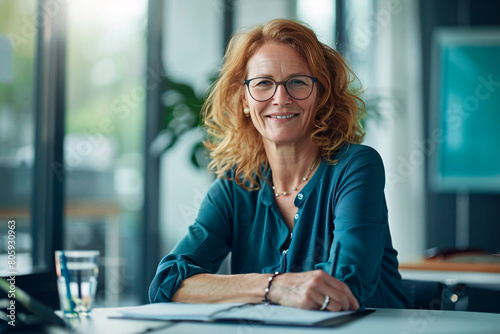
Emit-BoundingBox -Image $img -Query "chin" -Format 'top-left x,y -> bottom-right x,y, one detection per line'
265,136 -> 301,145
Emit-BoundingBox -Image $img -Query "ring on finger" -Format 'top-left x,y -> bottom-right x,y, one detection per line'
319,295 -> 330,311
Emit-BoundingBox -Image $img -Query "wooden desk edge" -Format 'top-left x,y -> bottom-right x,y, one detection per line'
399,261 -> 500,273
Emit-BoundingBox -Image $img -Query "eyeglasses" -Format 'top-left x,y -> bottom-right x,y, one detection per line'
244,75 -> 318,102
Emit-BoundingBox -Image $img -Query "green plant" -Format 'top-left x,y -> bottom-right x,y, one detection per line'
150,75 -> 214,168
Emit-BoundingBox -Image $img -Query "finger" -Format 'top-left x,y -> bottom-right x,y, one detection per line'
310,289 -> 329,310
316,289 -> 350,312
311,284 -> 349,311
326,279 -> 359,310
340,283 -> 359,310
325,289 -> 351,311
310,271 -> 353,311
326,298 -> 344,312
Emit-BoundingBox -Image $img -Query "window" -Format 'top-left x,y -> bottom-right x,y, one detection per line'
1,0 -> 147,308
64,0 -> 147,306
0,0 -> 38,275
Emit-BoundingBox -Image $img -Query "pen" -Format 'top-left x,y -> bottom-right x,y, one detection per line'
330,242 -> 340,277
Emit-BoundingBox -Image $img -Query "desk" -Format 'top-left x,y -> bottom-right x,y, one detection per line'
400,261 -> 500,313
56,307 -> 500,334
400,261 -> 500,290
400,260 -> 500,273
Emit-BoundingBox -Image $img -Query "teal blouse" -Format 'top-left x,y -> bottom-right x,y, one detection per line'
149,144 -> 407,308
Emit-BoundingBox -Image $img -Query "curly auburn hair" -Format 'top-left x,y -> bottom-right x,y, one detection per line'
202,19 -> 365,190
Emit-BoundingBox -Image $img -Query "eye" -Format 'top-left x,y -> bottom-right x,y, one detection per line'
251,78 -> 273,88
288,77 -> 309,88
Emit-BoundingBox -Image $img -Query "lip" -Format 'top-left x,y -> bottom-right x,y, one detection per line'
265,112 -> 299,120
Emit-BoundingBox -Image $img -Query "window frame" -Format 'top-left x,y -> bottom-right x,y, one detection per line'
0,0 -> 69,308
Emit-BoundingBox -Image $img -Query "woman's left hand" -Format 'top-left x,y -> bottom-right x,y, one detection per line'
269,270 -> 359,311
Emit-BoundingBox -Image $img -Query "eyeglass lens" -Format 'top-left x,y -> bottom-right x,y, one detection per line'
247,76 -> 315,101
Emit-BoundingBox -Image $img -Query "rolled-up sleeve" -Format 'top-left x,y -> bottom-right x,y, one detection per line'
149,180 -> 233,302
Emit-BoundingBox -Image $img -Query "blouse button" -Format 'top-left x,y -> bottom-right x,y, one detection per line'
294,213 -> 299,220
297,193 -> 304,200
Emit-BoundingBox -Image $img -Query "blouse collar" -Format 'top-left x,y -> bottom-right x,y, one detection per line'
260,159 -> 326,207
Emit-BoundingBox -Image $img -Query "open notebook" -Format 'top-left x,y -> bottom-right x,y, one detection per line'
112,302 -> 373,327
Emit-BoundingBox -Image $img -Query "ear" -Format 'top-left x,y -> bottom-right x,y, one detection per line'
241,86 -> 248,105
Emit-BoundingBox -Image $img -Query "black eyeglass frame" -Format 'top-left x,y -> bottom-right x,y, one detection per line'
244,75 -> 318,102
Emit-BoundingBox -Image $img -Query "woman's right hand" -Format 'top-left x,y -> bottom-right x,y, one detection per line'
269,270 -> 359,312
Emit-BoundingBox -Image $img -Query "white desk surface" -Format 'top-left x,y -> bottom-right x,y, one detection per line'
400,269 -> 500,290
64,306 -> 500,334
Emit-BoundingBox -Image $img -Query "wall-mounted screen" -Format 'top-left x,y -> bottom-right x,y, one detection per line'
430,27 -> 500,193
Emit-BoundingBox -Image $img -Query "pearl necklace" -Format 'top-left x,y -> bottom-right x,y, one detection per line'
272,158 -> 318,197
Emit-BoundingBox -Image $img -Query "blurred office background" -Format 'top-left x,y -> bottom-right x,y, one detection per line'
1,0 -> 499,309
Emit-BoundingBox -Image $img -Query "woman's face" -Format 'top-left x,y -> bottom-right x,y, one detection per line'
243,43 -> 317,147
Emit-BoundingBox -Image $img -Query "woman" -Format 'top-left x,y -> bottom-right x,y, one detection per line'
149,19 -> 407,311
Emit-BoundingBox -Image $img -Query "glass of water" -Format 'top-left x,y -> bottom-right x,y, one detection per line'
55,250 -> 100,317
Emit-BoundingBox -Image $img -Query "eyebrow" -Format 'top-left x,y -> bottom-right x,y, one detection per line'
250,72 -> 310,79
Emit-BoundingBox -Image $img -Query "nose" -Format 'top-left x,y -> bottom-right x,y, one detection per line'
272,83 -> 291,105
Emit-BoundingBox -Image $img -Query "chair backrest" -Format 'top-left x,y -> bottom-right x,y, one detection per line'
401,279 -> 445,310
402,279 -> 500,313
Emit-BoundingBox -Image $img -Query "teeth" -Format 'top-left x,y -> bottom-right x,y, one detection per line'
270,115 -> 295,119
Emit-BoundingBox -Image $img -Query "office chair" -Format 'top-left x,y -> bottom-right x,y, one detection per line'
401,279 -> 445,310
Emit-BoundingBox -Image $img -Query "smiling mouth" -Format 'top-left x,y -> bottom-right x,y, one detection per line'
268,114 -> 297,119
